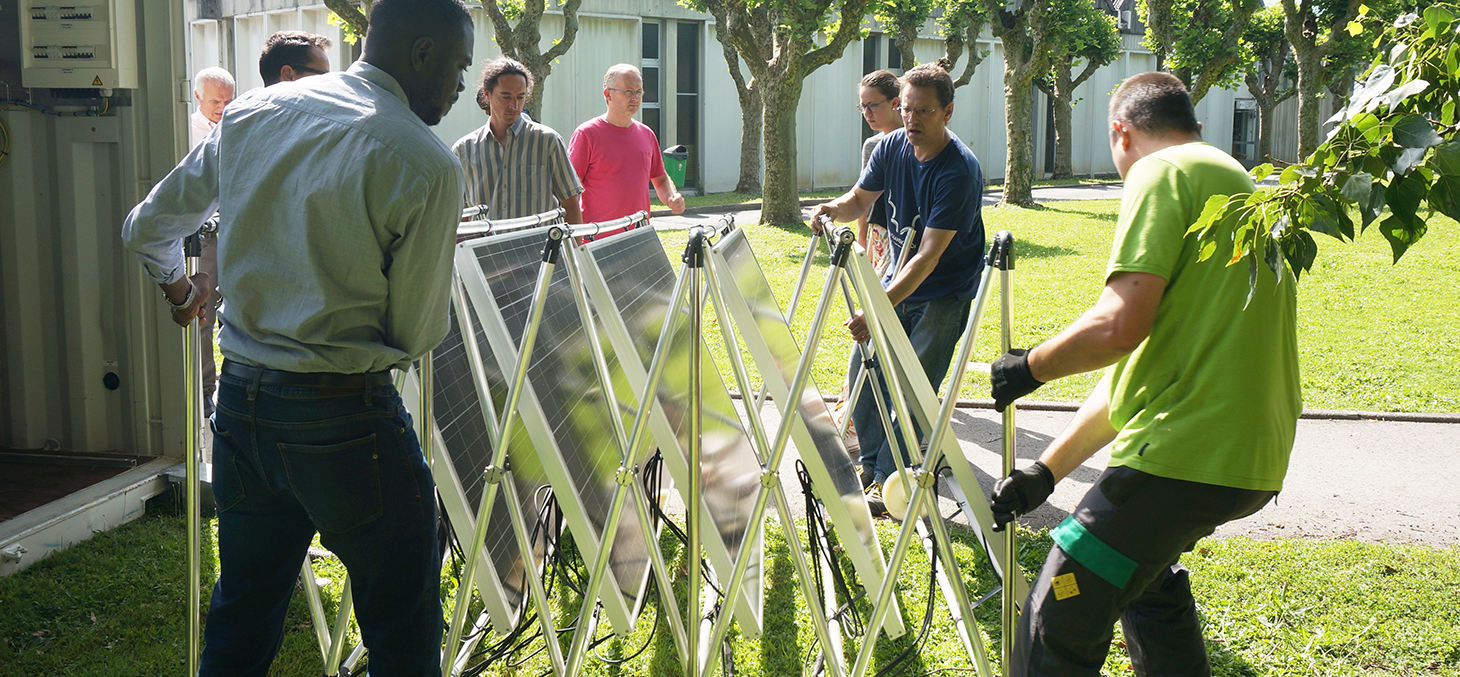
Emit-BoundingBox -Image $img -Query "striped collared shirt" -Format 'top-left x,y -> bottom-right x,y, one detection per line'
452,116 -> 583,220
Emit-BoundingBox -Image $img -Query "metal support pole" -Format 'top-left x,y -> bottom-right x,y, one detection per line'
997,232 -> 1019,674
685,227 -> 706,677
183,236 -> 203,677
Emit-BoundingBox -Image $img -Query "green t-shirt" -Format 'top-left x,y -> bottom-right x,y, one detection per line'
1104,142 -> 1301,491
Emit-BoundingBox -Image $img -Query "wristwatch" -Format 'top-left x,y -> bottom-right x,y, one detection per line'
165,281 -> 196,310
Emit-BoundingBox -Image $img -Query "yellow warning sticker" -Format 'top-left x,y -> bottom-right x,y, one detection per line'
92,76 -> 103,86
1052,572 -> 1081,600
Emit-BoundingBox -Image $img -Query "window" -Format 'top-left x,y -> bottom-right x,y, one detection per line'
676,22 -> 700,189
641,21 -> 662,143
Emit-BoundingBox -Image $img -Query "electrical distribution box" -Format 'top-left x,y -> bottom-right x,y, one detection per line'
20,1 -> 139,89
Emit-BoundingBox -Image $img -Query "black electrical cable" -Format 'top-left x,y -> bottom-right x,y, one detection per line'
869,524 -> 941,677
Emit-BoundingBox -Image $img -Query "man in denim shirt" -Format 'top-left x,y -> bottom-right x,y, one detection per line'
122,1 -> 474,673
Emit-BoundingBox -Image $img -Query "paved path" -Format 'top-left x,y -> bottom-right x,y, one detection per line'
742,402 -> 1460,547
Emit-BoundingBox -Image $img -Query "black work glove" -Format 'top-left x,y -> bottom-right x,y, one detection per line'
991,348 -> 1044,412
989,461 -> 1055,532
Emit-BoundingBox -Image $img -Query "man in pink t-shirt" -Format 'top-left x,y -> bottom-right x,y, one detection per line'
569,63 -> 685,237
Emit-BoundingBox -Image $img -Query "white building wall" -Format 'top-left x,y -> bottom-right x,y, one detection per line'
185,0 -> 1281,195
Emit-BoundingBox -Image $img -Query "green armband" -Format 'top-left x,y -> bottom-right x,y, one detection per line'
1051,516 -> 1139,589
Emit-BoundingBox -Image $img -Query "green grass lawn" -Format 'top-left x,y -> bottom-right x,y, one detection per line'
675,199 -> 1458,413
3,508 -> 1458,676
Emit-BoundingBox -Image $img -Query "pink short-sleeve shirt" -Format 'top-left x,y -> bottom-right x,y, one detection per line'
568,116 -> 666,235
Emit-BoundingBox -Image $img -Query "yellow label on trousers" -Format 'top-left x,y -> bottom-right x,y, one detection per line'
1052,572 -> 1081,600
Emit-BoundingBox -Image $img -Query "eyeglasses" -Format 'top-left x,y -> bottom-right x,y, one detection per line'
608,88 -> 645,99
292,64 -> 328,76
855,100 -> 890,113
895,105 -> 942,118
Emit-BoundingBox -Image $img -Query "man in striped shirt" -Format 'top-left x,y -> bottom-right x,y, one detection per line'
452,57 -> 583,222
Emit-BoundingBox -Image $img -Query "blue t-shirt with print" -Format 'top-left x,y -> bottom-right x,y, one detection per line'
857,129 -> 985,303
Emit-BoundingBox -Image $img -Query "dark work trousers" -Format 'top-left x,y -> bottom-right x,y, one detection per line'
202,365 -> 443,677
849,297 -> 971,484
1012,466 -> 1276,677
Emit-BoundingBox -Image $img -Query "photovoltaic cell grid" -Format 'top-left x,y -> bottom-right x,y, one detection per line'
430,295 -> 549,624
470,229 -> 653,607
583,229 -> 764,570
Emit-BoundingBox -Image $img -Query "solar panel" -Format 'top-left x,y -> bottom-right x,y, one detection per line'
578,227 -> 765,635
708,226 -> 906,636
457,227 -> 653,631
408,292 -> 552,632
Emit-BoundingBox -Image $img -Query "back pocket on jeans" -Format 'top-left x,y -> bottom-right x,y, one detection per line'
279,433 -> 383,533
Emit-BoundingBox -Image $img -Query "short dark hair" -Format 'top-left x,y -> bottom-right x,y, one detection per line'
259,31 -> 332,86
860,70 -> 900,101
1108,72 -> 1200,137
902,60 -> 954,108
475,57 -> 534,112
365,0 -> 473,52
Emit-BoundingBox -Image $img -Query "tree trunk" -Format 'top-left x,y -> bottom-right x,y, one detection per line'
896,23 -> 918,71
1294,50 -> 1324,159
737,87 -> 763,193
999,31 -> 1037,206
759,73 -> 805,225
1050,62 -> 1074,179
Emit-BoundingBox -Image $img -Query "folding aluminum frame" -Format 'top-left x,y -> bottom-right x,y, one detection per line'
705,224 -> 908,648
574,225 -> 766,641
823,227 -> 1027,677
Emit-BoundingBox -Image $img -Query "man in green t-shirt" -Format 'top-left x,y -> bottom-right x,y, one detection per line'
986,72 -> 1301,675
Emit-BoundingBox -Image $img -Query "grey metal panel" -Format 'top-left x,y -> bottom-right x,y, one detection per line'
464,228 -> 654,624
581,228 -> 764,587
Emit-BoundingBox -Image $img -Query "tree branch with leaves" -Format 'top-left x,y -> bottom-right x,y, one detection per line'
1190,5 -> 1460,300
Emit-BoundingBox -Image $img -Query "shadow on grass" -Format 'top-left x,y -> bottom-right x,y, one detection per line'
760,533 -> 807,675
1049,205 -> 1121,223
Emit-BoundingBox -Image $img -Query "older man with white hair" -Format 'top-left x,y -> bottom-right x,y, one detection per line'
190,67 -> 235,148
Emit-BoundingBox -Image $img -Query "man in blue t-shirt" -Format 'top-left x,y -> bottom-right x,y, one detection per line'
811,61 -> 985,515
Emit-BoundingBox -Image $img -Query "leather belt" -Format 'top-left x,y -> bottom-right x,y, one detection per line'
221,360 -> 395,389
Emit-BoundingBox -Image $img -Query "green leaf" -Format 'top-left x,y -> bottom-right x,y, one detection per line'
1250,163 -> 1275,183
1348,66 -> 1396,116
1264,230 -> 1284,280
1394,146 -> 1428,174
1384,79 -> 1429,110
1304,194 -> 1347,241
1279,165 -> 1303,184
1423,5 -> 1453,32
1361,181 -> 1386,232
1290,230 -> 1318,283
1188,194 -> 1234,236
1385,171 -> 1428,224
1377,213 -> 1428,263
1348,20 -> 1364,36
1392,113 -> 1444,148
1424,141 -> 1460,222
1340,172 -> 1374,204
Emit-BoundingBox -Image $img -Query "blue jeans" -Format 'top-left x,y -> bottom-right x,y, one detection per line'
850,297 -> 971,484
203,368 -> 442,677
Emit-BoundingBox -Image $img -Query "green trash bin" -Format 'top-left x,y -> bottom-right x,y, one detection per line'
662,145 -> 688,188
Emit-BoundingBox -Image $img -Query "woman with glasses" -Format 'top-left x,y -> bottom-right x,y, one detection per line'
857,70 -> 903,275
